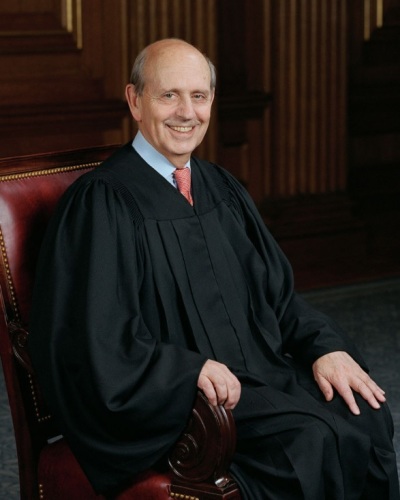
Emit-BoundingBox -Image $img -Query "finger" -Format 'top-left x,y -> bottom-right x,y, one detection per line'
198,376 -> 218,406
198,360 -> 241,408
335,381 -> 360,415
364,377 -> 386,402
213,379 -> 229,406
315,375 -> 334,402
224,378 -> 241,410
374,388 -> 387,402
352,376 -> 383,410
198,371 -> 229,406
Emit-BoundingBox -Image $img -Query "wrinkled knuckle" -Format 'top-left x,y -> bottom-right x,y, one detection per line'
231,379 -> 240,390
357,378 -> 369,390
216,378 -> 227,388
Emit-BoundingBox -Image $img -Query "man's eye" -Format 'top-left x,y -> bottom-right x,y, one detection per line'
163,92 -> 175,99
193,94 -> 206,100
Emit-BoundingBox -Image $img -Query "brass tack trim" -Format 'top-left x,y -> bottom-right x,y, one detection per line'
28,373 -> 51,423
170,492 -> 199,500
0,161 -> 101,183
0,226 -> 19,321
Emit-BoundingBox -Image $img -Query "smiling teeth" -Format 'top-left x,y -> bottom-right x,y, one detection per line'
171,126 -> 193,132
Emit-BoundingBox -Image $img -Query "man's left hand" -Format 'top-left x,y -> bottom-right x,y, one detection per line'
312,351 -> 386,415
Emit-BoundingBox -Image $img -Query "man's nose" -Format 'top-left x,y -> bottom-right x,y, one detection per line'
176,96 -> 195,118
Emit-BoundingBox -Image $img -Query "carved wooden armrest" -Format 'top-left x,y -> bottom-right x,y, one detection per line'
168,390 -> 241,499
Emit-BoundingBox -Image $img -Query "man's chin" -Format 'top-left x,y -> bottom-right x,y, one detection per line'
166,141 -> 200,157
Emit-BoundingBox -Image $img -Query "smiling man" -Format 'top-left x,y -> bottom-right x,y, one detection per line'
29,39 -> 399,499
125,39 -> 214,169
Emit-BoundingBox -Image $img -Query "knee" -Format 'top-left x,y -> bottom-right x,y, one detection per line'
296,418 -> 338,460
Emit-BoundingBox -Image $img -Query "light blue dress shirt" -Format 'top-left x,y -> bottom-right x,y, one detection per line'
132,131 -> 191,188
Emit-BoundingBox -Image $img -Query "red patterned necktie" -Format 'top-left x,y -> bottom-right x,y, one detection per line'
174,167 -> 193,205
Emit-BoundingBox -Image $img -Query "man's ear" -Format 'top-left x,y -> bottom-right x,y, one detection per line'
210,89 -> 215,106
125,84 -> 142,122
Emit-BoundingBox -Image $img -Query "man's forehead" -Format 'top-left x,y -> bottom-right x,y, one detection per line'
144,55 -> 211,89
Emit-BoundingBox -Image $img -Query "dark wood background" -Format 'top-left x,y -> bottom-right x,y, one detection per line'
1,0 -> 399,290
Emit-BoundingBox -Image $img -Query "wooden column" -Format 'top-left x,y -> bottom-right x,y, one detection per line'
216,0 -> 272,202
271,0 -> 348,197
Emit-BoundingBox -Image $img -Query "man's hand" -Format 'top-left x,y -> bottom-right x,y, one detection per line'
197,359 -> 241,410
312,351 -> 386,415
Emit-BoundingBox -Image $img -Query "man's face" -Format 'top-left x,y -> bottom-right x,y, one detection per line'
126,44 -> 214,168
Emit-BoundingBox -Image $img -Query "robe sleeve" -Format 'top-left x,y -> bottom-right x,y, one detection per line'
28,173 -> 207,494
219,167 -> 368,370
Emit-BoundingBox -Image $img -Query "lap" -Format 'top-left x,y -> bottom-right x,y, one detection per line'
229,373 -> 399,500
233,367 -> 394,449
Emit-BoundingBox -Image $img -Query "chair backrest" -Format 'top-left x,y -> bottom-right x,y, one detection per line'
0,145 -> 118,498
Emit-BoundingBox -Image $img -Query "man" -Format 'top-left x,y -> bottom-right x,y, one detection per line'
29,38 -> 399,499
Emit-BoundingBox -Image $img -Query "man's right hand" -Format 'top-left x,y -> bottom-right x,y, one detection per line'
197,359 -> 241,410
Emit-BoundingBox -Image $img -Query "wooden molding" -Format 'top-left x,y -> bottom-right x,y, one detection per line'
0,100 -> 127,129
0,1 -> 82,53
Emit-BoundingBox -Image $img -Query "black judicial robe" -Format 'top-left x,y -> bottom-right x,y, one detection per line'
29,144 -> 399,498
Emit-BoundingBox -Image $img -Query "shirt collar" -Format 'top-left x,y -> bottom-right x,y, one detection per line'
132,131 -> 190,186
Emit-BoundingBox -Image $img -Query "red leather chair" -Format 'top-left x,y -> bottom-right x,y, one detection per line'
0,146 -> 241,500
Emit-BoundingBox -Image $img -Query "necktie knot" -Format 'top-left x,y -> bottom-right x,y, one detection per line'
174,167 -> 193,205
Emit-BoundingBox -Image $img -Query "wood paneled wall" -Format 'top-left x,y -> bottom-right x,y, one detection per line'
0,0 -> 349,204
215,0 -> 348,202
271,0 -> 347,197
0,0 -> 129,158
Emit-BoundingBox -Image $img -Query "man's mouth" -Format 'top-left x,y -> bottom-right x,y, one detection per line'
169,125 -> 194,133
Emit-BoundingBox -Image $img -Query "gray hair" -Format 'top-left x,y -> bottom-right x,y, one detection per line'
129,41 -> 217,95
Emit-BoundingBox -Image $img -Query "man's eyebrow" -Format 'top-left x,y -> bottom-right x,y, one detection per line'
159,87 -> 211,95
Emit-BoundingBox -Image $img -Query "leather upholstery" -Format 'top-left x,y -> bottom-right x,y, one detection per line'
38,439 -> 172,499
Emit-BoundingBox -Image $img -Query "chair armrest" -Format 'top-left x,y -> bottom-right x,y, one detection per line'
168,391 -> 241,499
